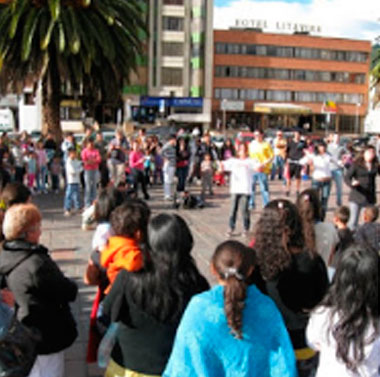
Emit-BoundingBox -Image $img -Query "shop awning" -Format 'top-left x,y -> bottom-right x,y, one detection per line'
254,103 -> 313,114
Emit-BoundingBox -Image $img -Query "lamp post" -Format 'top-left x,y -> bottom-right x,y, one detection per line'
355,102 -> 361,134
222,99 -> 227,137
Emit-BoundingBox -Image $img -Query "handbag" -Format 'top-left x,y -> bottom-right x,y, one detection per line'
0,313 -> 40,377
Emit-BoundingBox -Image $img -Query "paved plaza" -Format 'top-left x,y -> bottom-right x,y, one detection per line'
34,177 -> 379,377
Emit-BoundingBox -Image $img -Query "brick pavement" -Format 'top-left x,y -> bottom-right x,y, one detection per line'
34,177 -> 379,377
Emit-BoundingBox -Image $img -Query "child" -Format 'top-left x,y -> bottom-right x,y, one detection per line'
64,148 -> 82,216
354,205 -> 380,253
330,206 -> 354,267
164,240 -> 297,377
84,187 -> 124,363
35,140 -> 48,194
100,199 -> 150,293
50,155 -> 61,193
200,153 -> 214,199
24,150 -> 37,193
221,144 -> 257,237
307,245 -> 379,377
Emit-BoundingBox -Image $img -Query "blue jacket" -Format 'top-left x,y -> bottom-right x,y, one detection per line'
164,284 -> 297,377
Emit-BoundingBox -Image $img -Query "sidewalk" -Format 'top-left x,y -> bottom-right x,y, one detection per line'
34,177 -> 379,376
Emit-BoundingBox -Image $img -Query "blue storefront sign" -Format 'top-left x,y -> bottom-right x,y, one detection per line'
139,96 -> 203,108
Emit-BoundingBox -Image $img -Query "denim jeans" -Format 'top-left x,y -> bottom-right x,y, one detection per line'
348,201 -> 365,230
176,166 -> 189,193
271,155 -> 285,180
229,194 -> 250,231
311,179 -> 331,220
84,169 -> 98,208
36,165 -> 48,192
249,172 -> 270,209
331,168 -> 343,206
64,183 -> 81,211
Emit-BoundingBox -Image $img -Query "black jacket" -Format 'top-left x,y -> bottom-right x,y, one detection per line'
0,240 -> 78,354
251,251 -> 329,350
102,269 -> 209,375
344,162 -> 379,205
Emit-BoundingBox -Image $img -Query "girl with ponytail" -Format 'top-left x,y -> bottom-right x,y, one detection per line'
164,240 -> 297,377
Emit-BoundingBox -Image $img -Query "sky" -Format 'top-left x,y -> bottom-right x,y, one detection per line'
214,0 -> 379,43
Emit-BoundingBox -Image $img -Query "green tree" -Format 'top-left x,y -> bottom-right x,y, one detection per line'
0,0 -> 146,140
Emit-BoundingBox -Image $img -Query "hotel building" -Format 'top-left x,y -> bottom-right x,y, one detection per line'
212,29 -> 372,134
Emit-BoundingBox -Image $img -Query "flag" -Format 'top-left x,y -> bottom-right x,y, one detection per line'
322,100 -> 337,113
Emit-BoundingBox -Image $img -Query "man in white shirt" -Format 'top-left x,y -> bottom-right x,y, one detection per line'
221,144 -> 257,237
327,133 -> 344,206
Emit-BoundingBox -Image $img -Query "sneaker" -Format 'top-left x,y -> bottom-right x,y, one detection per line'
226,229 -> 234,237
64,211 -> 71,217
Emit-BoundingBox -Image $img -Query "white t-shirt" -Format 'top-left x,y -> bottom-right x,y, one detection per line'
301,154 -> 332,180
223,158 -> 257,195
315,222 -> 339,266
307,306 -> 380,377
65,158 -> 82,184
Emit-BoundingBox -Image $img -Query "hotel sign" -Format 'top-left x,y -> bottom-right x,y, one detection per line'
234,19 -> 322,34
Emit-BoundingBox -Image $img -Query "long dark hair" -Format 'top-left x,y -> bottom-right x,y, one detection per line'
129,213 -> 209,322
320,244 -> 379,372
212,240 -> 255,339
354,145 -> 379,168
254,199 -> 305,280
296,189 -> 322,255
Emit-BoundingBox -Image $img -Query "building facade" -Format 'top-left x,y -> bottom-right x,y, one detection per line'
124,0 -> 213,127
212,29 -> 372,134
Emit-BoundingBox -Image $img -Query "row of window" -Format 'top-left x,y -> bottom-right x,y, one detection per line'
161,42 -> 204,58
214,66 -> 366,84
214,88 -> 363,104
215,43 -> 368,63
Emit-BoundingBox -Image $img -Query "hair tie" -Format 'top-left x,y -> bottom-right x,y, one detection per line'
278,201 -> 284,209
223,267 -> 244,281
303,195 -> 309,202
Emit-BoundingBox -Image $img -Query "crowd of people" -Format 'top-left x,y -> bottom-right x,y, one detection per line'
0,126 -> 379,377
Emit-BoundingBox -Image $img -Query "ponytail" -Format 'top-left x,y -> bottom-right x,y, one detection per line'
212,241 -> 254,340
224,275 -> 247,339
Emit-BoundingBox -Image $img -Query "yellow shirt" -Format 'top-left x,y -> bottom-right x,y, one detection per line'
248,140 -> 274,175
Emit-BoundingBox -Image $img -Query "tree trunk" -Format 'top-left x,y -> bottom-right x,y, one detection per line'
42,51 -> 62,142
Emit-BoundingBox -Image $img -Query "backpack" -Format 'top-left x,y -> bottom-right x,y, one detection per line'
0,310 -> 40,377
0,255 -> 40,377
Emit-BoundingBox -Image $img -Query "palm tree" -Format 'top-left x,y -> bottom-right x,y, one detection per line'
0,0 -> 146,140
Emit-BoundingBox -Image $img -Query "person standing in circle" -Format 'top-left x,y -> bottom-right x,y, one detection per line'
344,145 -> 379,230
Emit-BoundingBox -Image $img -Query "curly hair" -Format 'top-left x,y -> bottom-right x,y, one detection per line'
296,189 -> 321,256
212,240 -> 255,339
254,199 -> 304,280
320,244 -> 379,372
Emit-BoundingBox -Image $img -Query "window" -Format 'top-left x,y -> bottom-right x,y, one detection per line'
162,16 -> 184,31
256,45 -> 267,56
295,48 -> 312,59
305,71 -> 316,81
161,67 -> 183,86
163,0 -> 184,4
343,93 -> 363,104
266,91 -> 291,101
274,69 -> 289,80
246,45 -> 256,55
295,92 -> 317,102
227,44 -> 240,54
240,89 -> 265,100
214,88 -> 221,98
215,43 -> 226,54
277,46 -> 293,57
293,70 -> 306,80
162,42 -> 183,56
320,72 -> 331,81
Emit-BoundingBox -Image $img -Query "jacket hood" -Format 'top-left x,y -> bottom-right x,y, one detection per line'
0,240 -> 48,275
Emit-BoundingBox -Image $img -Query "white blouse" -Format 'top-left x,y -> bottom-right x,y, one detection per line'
307,307 -> 380,377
